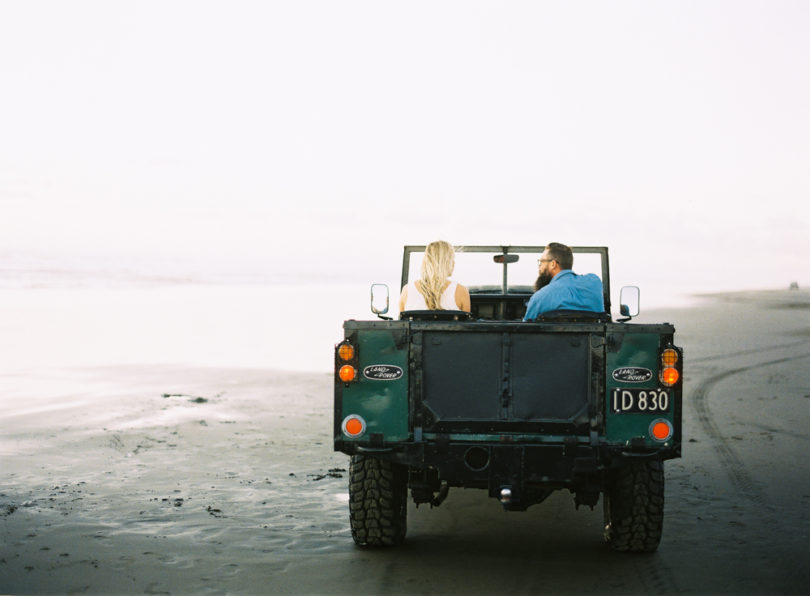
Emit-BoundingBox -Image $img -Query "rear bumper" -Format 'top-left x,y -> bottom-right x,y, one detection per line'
336,438 -> 680,509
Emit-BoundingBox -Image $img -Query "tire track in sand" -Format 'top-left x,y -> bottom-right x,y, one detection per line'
629,343 -> 810,595
691,351 -> 810,505
689,339 -> 810,364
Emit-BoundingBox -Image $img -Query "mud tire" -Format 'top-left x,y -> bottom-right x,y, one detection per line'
604,460 -> 665,553
349,454 -> 408,546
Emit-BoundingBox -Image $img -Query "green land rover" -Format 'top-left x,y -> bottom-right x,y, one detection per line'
334,246 -> 683,553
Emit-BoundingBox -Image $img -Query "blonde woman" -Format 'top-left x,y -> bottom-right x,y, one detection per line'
398,241 -> 471,312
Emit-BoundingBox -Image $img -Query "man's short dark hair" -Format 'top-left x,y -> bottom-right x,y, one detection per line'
545,242 -> 573,270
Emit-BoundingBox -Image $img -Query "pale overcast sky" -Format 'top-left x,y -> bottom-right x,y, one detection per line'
1,1 -> 808,293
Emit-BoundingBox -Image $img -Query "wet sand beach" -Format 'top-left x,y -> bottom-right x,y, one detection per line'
2,289 -> 809,594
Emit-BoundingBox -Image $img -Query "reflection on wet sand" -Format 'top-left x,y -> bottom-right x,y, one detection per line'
1,290 -> 809,594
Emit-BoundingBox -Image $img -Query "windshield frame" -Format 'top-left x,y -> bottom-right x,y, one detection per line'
400,245 -> 611,312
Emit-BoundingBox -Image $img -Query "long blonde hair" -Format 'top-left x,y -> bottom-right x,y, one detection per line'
418,240 -> 456,310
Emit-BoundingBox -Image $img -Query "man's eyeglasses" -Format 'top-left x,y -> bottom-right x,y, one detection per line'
537,258 -> 554,265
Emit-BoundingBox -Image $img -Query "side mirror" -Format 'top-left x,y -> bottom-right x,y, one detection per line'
619,286 -> 640,320
371,284 -> 390,318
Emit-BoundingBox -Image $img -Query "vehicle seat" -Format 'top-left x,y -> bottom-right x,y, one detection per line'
399,310 -> 473,321
532,309 -> 612,323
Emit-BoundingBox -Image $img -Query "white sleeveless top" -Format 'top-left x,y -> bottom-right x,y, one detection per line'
404,281 -> 459,310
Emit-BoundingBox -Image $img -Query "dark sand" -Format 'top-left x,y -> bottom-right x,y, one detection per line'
2,289 -> 809,594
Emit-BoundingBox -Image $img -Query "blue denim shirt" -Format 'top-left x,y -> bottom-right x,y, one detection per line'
523,270 -> 605,321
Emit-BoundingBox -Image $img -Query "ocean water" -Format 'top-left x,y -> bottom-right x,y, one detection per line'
0,283 -> 378,373
0,254 -> 714,374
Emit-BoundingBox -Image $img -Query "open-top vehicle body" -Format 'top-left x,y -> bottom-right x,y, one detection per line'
334,246 -> 682,552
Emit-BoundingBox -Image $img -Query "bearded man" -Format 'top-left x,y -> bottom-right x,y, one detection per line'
523,242 -> 605,321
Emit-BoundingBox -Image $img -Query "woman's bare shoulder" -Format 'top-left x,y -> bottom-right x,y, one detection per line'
454,282 -> 471,311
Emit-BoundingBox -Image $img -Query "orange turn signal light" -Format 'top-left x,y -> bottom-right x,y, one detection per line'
660,367 -> 679,386
650,419 -> 673,442
338,343 -> 355,361
661,348 -> 679,367
339,365 -> 357,383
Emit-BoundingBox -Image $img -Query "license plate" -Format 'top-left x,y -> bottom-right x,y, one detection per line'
610,388 -> 671,413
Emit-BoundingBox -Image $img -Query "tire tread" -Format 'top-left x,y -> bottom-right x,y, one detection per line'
604,460 -> 665,553
349,454 -> 407,546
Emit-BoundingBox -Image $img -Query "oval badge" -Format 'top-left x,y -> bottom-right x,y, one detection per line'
363,365 -> 404,381
612,367 -> 653,383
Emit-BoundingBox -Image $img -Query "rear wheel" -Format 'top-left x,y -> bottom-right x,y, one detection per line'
604,460 -> 665,553
349,454 -> 408,546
